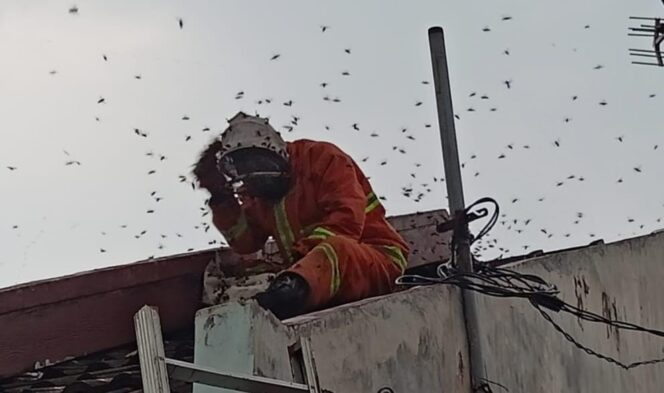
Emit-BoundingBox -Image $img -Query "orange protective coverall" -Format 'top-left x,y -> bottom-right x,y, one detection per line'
210,139 -> 409,311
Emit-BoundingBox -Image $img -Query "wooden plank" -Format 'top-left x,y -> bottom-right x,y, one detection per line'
0,249 -> 232,314
300,337 -> 321,393
388,209 -> 450,232
166,358 -> 310,393
0,275 -> 201,378
135,306 -> 171,393
390,209 -> 452,268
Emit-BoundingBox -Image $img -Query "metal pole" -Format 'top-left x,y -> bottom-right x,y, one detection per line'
631,61 -> 664,66
630,53 -> 661,58
428,26 -> 487,391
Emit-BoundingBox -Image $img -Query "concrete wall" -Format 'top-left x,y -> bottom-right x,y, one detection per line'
475,233 -> 664,392
193,301 -> 294,393
194,286 -> 470,393
193,232 -> 664,393
285,285 -> 470,393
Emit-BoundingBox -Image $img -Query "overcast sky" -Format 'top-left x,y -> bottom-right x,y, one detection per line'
1,0 -> 663,288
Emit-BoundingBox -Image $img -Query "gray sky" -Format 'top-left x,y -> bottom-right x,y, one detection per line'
1,0 -> 663,288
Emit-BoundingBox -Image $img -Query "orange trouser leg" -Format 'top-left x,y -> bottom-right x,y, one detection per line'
287,235 -> 405,311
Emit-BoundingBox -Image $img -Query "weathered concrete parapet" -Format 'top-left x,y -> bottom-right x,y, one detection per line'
193,285 -> 469,393
476,232 -> 664,392
284,285 -> 469,393
193,301 -> 294,393
192,232 -> 664,393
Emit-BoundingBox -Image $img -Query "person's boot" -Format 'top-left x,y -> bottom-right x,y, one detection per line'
254,273 -> 310,320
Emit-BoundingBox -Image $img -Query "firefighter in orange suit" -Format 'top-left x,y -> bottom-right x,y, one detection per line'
194,112 -> 408,319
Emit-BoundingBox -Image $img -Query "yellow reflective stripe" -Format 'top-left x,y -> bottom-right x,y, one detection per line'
222,213 -> 248,241
365,191 -> 380,213
316,243 -> 340,296
308,227 -> 335,240
313,227 -> 335,237
274,198 -> 295,262
381,245 -> 408,272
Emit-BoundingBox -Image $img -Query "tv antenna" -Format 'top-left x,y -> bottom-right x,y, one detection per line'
628,16 -> 664,67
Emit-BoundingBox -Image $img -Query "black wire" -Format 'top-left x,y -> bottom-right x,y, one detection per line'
477,377 -> 509,392
533,303 -> 664,370
398,265 -> 664,369
560,302 -> 664,338
473,383 -> 496,393
468,198 -> 499,245
447,197 -> 499,269
398,196 -> 664,370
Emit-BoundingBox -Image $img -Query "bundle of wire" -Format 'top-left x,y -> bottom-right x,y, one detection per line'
397,197 -> 664,370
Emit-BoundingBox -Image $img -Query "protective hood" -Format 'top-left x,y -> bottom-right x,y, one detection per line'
218,112 -> 288,162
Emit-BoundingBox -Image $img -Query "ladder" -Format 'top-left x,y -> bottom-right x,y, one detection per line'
133,306 -> 323,393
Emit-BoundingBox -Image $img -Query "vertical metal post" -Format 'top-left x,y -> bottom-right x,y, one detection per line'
428,27 -> 487,390
656,18 -> 664,66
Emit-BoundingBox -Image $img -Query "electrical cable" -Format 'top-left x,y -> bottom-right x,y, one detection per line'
477,377 -> 509,392
466,197 -> 499,245
398,197 -> 664,370
534,304 -> 664,370
446,197 -> 499,268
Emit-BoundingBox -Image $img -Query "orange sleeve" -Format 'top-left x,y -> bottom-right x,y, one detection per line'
210,199 -> 268,255
292,147 -> 366,257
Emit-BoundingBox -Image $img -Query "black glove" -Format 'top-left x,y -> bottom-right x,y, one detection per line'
254,273 -> 310,320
